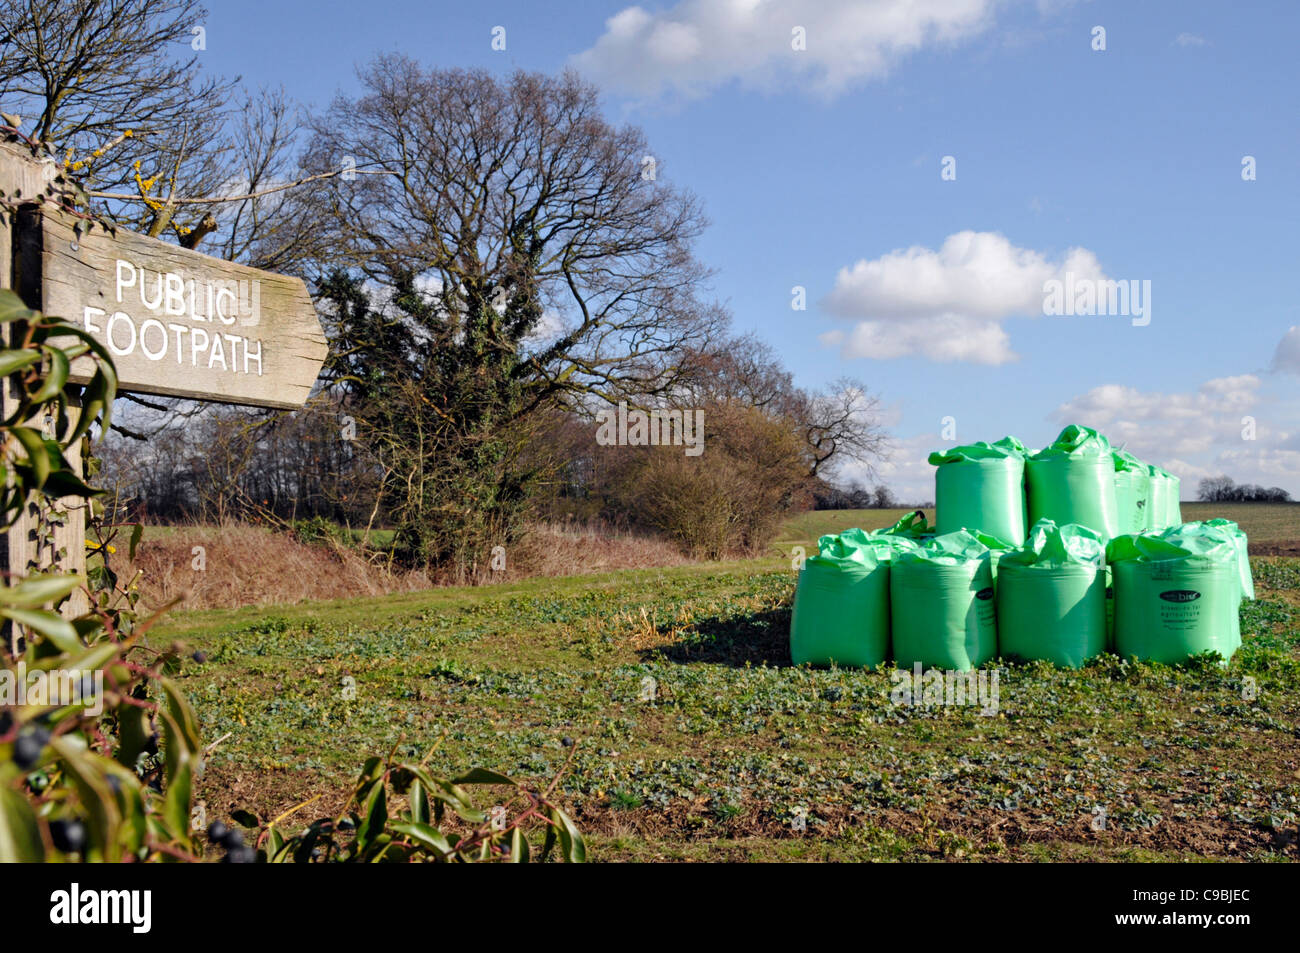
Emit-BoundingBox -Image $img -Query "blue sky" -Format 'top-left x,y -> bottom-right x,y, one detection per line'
197,0 -> 1300,500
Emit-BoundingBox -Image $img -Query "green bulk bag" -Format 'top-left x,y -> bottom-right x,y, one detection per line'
1027,425 -> 1120,540
790,529 -> 916,668
1202,518 -> 1254,600
1112,449 -> 1152,535
1157,523 -> 1245,650
1146,465 -> 1182,530
1106,526 -> 1242,664
890,530 -> 997,671
997,520 -> 1107,668
928,435 -> 1029,545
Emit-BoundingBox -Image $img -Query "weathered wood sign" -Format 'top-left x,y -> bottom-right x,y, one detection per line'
19,208 -> 327,409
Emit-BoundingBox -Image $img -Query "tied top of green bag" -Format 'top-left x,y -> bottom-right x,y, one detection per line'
1106,522 -> 1237,564
870,509 -> 932,540
812,528 -> 916,572
1002,519 -> 1104,569
1112,448 -> 1148,473
1032,424 -> 1112,460
1146,462 -> 1174,480
927,435 -> 1028,466
895,529 -> 993,567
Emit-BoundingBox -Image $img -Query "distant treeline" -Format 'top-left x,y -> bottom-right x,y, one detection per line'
1197,476 -> 1292,503
812,481 -> 931,510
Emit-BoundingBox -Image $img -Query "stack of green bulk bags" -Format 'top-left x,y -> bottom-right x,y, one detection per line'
789,529 -> 917,667
1107,523 -> 1243,664
1027,425 -> 1120,540
997,520 -> 1107,668
1146,465 -> 1182,530
1112,448 -> 1152,535
928,436 -> 1029,545
890,530 -> 997,671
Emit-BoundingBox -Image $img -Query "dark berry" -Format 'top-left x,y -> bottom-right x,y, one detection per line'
561,736 -> 574,748
206,821 -> 229,844
219,828 -> 244,850
191,651 -> 207,664
12,728 -> 48,770
221,845 -> 257,864
106,775 -> 122,794
0,710 -> 13,735
49,819 -> 87,854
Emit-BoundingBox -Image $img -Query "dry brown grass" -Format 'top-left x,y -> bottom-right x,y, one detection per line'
125,524 -> 432,611
125,519 -> 689,611
507,518 -> 690,577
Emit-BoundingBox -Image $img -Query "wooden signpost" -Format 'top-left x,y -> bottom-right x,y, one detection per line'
1,137 -> 328,613
20,208 -> 325,409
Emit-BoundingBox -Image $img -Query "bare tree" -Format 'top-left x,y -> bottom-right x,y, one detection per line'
797,378 -> 891,478
1197,475 -> 1236,503
296,61 -> 732,573
303,58 -> 726,411
0,0 -> 234,236
678,334 -> 890,478
205,86 -> 323,272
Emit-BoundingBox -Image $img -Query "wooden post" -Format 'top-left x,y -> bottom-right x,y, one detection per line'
1,139 -> 89,620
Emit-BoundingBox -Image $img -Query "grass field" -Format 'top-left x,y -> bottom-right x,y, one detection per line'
158,552 -> 1300,862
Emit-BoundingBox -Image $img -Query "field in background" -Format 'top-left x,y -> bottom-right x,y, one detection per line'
779,503 -> 1300,555
157,556 -> 1300,862
124,503 -> 1300,611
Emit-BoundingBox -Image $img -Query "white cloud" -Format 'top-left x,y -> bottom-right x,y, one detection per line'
523,309 -> 568,351
1174,32 -> 1207,47
1211,447 -> 1300,491
1052,376 -> 1260,456
571,0 -> 1002,101
821,231 -> 1107,364
1271,326 -> 1300,374
1050,375 -> 1300,497
821,315 -> 1016,364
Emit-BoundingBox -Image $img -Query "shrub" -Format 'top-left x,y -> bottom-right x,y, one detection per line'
617,403 -> 810,558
